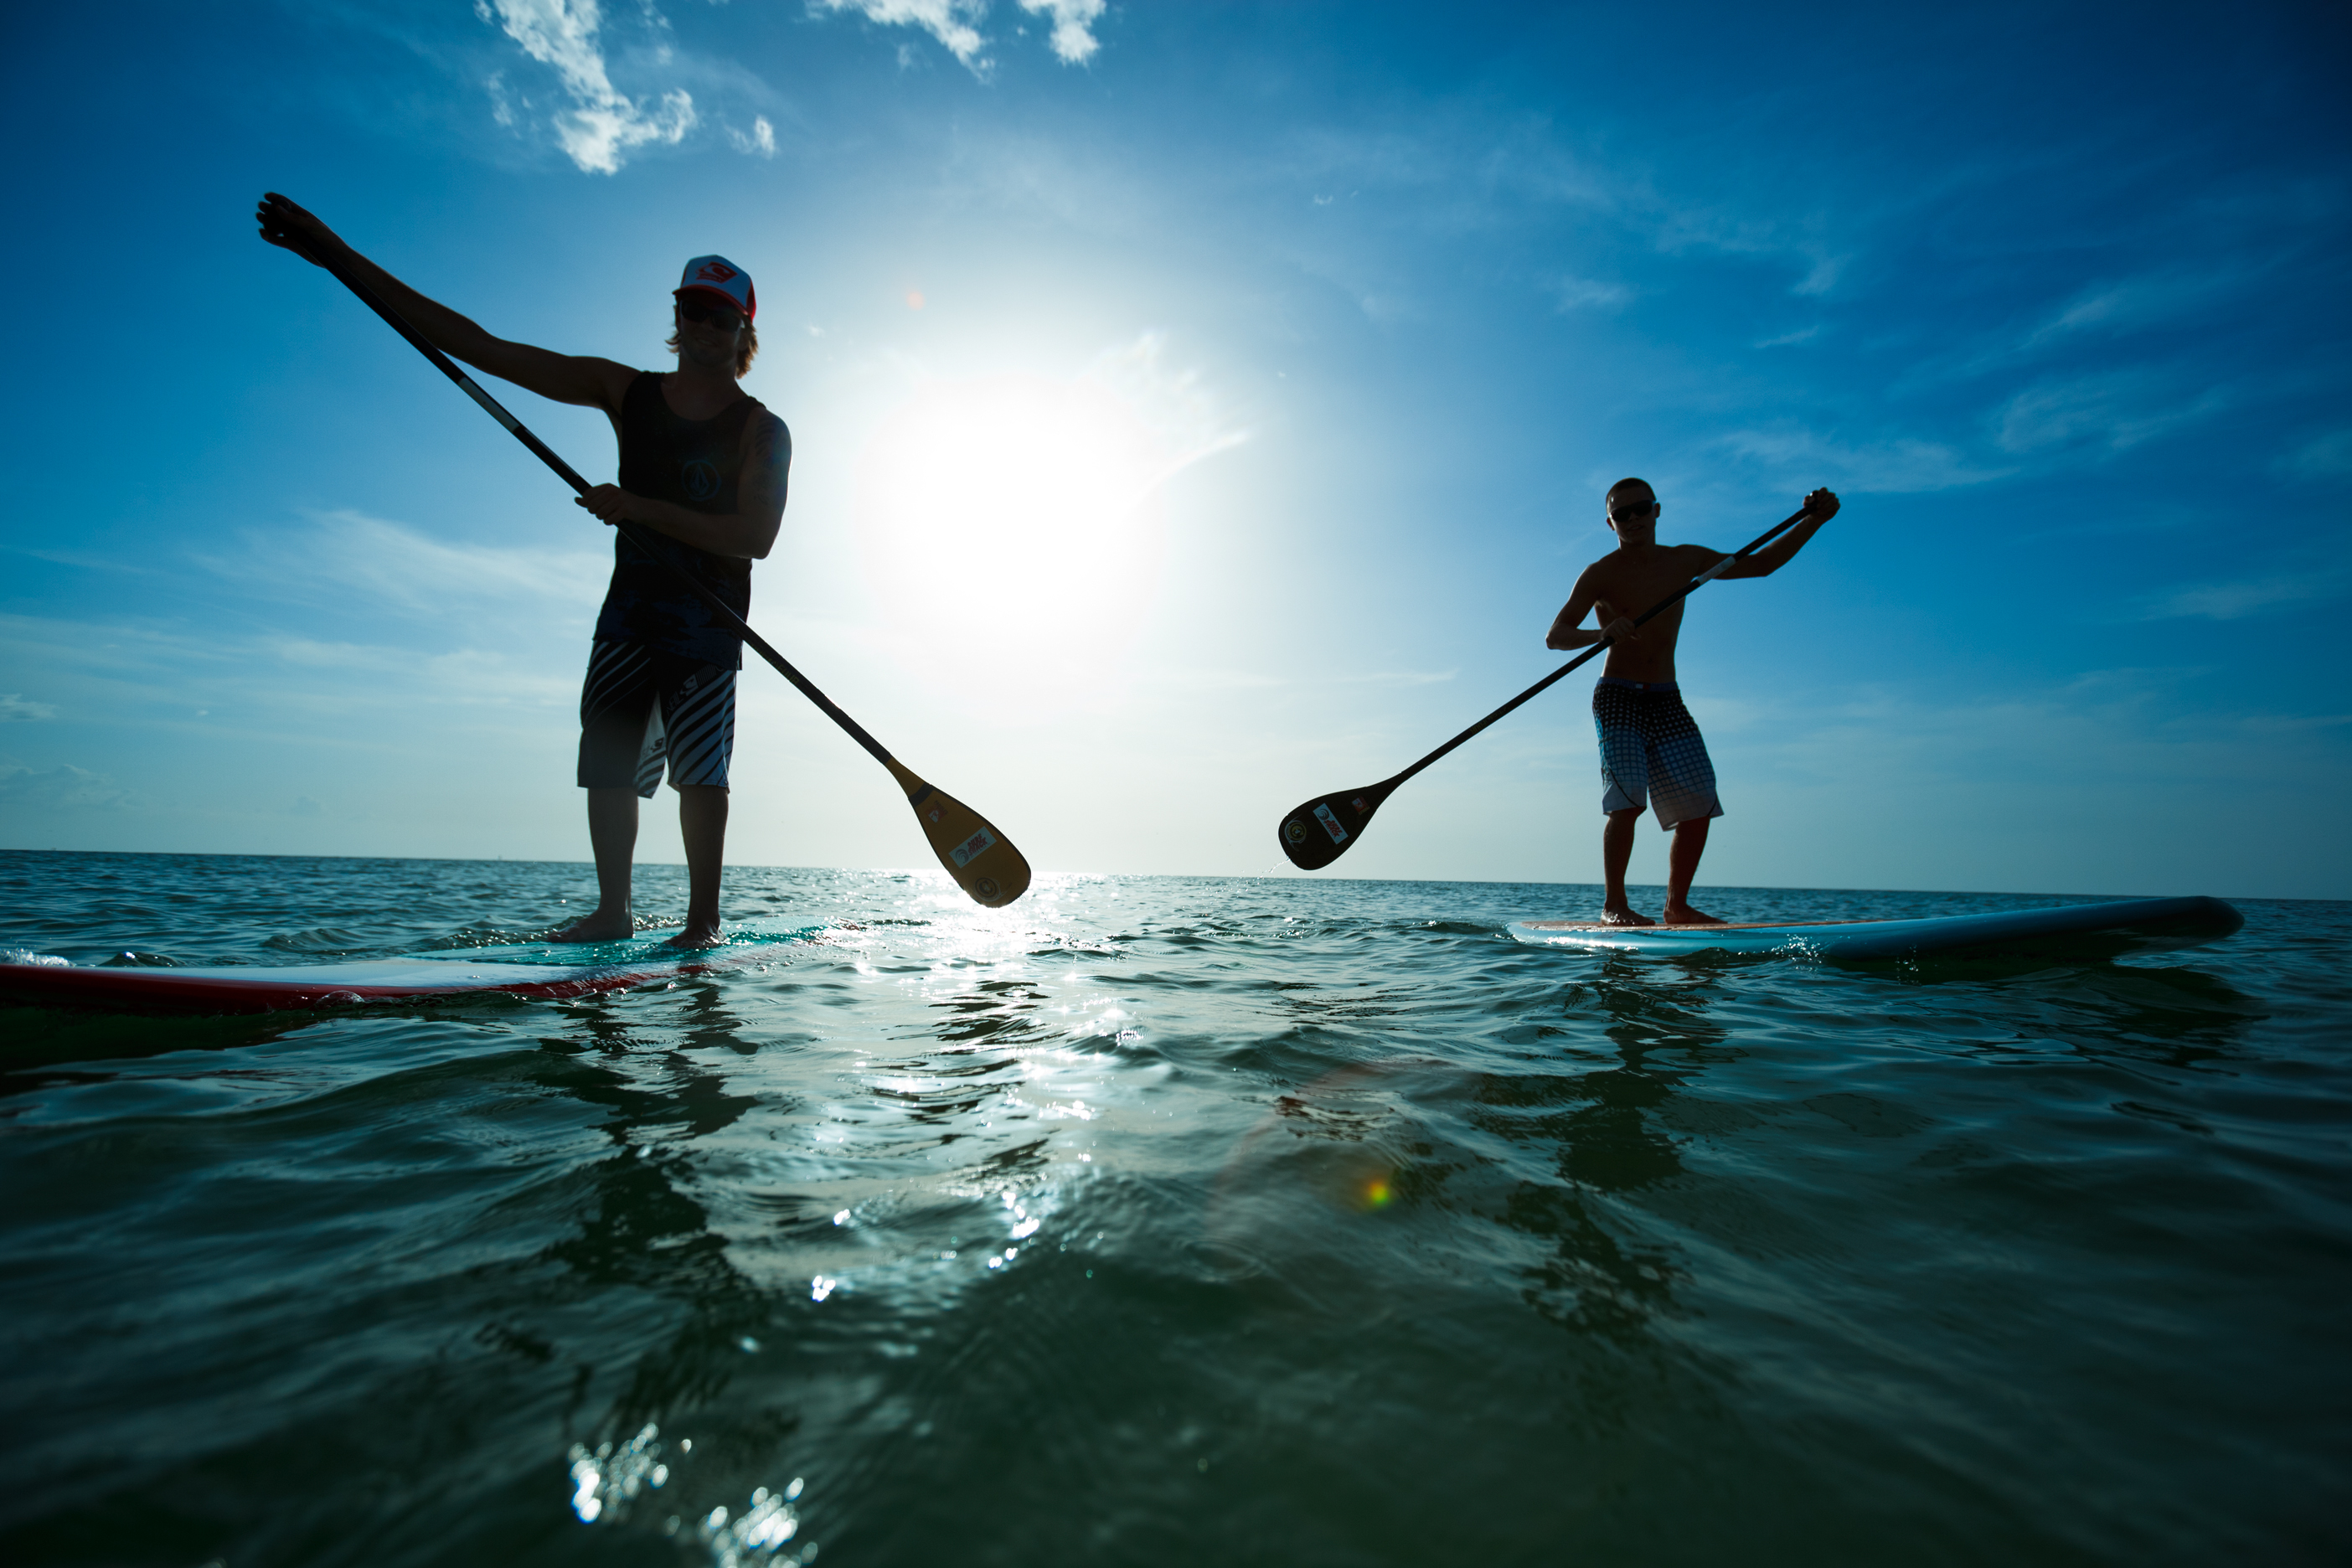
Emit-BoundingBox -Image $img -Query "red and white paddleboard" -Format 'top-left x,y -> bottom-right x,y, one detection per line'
0,929 -> 817,1015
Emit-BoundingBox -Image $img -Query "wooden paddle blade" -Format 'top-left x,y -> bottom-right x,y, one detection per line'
887,761 -> 1032,908
1277,782 -> 1391,870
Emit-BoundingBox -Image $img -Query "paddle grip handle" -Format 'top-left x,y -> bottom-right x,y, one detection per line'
299,239 -> 899,771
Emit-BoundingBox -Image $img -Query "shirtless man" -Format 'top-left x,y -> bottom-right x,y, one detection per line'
1545,479 -> 1838,926
256,193 -> 791,948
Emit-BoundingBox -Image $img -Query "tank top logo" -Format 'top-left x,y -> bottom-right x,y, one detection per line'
680,459 -> 721,502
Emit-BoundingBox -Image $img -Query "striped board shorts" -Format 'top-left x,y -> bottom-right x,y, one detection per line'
577,640 -> 737,797
1592,678 -> 1723,829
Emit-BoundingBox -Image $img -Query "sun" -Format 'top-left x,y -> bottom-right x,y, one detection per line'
854,370 -> 1173,683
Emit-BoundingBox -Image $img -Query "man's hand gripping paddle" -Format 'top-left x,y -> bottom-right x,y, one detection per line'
269,205 -> 1031,908
1276,504 -> 1820,870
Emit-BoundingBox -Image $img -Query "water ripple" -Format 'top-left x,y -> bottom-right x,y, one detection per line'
0,854 -> 2345,1564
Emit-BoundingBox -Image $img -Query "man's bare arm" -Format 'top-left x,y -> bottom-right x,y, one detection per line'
256,193 -> 634,415
1716,488 -> 1839,578
574,410 -> 792,560
1546,565 -> 1638,650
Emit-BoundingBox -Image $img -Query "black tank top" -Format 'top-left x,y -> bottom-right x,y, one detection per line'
592,371 -> 772,666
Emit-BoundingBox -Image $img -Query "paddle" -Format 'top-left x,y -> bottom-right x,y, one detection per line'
1276,504 -> 1820,870
285,235 -> 1032,909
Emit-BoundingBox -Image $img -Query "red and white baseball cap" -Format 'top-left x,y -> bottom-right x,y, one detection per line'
675,255 -> 756,322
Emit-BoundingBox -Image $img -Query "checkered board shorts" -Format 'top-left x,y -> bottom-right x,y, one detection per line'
576,640 -> 736,797
1592,679 -> 1723,829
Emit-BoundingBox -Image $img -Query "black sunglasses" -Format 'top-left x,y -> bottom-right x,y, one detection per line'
1609,500 -> 1657,522
677,296 -> 743,328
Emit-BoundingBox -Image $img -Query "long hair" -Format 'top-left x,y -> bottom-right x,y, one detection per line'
668,318 -> 759,378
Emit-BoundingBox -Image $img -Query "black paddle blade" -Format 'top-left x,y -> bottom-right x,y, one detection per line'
1277,781 -> 1394,870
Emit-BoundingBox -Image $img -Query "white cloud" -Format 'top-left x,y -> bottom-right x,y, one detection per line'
728,115 -> 777,157
0,694 -> 57,722
818,0 -> 989,68
477,0 -> 697,173
1017,0 -> 1104,64
815,0 -> 1106,73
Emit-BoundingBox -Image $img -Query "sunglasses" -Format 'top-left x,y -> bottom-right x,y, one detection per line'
677,296 -> 744,329
1609,501 -> 1657,523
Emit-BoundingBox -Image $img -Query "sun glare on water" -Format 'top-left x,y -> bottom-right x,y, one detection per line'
855,370 -> 1179,691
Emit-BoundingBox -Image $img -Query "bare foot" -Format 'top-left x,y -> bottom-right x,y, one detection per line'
1660,903 -> 1725,926
1598,905 -> 1656,926
552,910 -> 635,942
666,922 -> 725,951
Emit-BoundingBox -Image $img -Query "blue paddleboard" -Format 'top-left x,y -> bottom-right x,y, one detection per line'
1506,895 -> 2242,960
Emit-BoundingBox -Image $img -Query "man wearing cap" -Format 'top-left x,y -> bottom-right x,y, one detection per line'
256,195 -> 790,948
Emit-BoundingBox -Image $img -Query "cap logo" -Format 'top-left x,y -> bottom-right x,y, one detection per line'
695,261 -> 737,283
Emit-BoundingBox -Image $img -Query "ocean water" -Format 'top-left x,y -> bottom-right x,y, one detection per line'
2,849 -> 2347,1566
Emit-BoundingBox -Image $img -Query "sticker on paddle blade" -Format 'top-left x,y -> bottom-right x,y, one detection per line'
1313,803 -> 1349,843
1284,819 -> 1309,846
973,875 -> 1000,900
950,827 -> 997,868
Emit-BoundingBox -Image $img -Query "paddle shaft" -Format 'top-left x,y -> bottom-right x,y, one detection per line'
300,241 -> 896,769
1380,506 -> 1816,792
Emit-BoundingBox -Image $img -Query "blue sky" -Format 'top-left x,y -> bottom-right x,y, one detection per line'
2,1 -> 2347,900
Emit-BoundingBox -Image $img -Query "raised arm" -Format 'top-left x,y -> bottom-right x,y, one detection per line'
1715,487 -> 1839,578
255,193 -> 635,415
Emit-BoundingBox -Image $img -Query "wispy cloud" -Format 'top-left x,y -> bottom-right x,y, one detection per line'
2281,428 -> 2352,479
0,694 -> 58,722
2019,266 -> 2257,351
1087,332 -> 1251,476
728,115 -> 777,157
1550,275 -> 1629,312
0,611 -> 580,729
1715,426 -> 2006,494
1994,371 -> 2226,456
477,0 -> 696,173
0,761 -> 132,811
197,510 -> 610,616
816,0 -> 1106,73
2136,570 -> 2346,622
